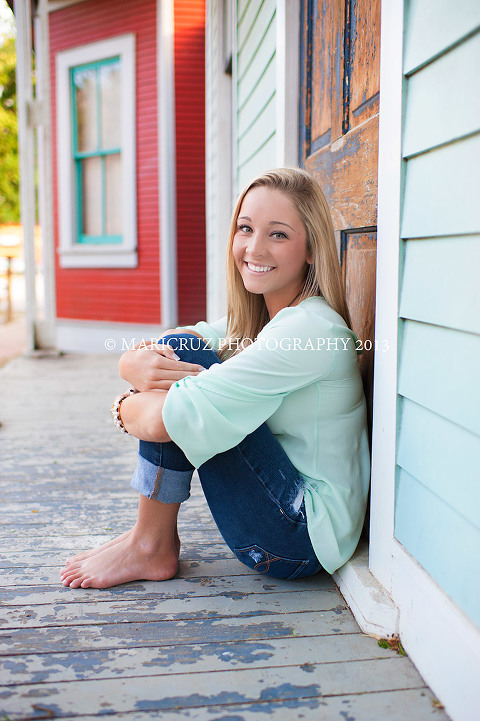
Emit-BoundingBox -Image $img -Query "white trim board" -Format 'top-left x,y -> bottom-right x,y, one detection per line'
276,0 -> 300,166
56,319 -> 167,353
14,0 -> 37,352
56,34 -> 137,268
368,0 -> 404,595
48,0 -> 89,11
157,0 -> 178,328
333,541 -> 399,638
204,0 -> 231,321
392,539 -> 480,721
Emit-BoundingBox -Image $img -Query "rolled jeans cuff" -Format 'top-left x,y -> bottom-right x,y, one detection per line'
130,454 -> 193,503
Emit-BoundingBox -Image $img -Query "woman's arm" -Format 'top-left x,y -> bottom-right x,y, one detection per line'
118,329 -> 206,392
119,390 -> 172,442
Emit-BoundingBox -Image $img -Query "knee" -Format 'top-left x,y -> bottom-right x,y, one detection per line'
161,333 -> 208,353
160,333 -> 221,368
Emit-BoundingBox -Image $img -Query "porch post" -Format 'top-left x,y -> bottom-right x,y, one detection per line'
33,0 -> 56,349
157,0 -> 178,328
14,0 -> 36,352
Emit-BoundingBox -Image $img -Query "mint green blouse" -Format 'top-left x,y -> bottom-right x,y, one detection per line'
162,297 -> 371,573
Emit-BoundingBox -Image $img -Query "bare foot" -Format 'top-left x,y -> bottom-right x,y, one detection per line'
65,525 -> 181,566
60,532 -> 179,589
64,528 -> 134,566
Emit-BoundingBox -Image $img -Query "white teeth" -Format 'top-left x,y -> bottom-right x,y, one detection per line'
246,262 -> 274,273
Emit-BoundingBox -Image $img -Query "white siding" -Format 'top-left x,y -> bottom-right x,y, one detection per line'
236,0 -> 277,190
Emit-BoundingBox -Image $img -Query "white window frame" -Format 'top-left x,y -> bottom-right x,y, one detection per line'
56,34 -> 137,268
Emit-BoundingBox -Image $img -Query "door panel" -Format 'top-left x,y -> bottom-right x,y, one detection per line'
300,0 -> 380,432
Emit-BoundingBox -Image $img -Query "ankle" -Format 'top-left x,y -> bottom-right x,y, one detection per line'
130,526 -> 178,557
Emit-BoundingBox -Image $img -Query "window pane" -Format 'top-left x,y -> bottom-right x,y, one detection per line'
81,157 -> 102,237
100,62 -> 121,150
105,153 -> 122,236
74,68 -> 97,153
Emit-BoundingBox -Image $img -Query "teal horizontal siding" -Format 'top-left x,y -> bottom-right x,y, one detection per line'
237,133 -> 276,190
403,31 -> 480,158
403,0 -> 480,74
238,1 -> 274,68
401,134 -> 480,238
398,320 -> 480,436
395,467 -> 480,627
237,0 -> 262,48
237,52 -> 275,130
237,7 -> 276,106
236,0 -> 276,188
238,93 -> 276,163
396,0 -> 480,631
237,0 -> 250,22
397,398 -> 480,530
399,236 -> 480,334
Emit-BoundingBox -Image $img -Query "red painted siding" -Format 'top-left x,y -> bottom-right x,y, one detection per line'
174,0 -> 207,325
51,0 -> 161,324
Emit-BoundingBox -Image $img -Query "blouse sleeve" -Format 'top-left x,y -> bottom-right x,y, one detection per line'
179,317 -> 227,351
162,304 -> 354,468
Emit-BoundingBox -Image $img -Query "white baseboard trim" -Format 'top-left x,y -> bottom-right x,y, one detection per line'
56,319 -> 165,353
333,540 -> 399,637
391,541 -> 480,721
335,539 -> 480,721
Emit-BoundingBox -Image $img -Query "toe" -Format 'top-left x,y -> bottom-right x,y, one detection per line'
62,568 -> 83,585
68,577 -> 83,588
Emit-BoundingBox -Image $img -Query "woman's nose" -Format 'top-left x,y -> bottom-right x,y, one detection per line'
245,233 -> 265,258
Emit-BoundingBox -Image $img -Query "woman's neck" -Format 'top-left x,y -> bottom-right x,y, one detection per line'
265,288 -> 304,320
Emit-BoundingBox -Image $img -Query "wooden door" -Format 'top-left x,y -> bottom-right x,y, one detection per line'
299,0 -> 380,436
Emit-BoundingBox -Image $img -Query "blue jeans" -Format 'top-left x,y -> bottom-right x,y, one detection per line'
131,333 -> 322,580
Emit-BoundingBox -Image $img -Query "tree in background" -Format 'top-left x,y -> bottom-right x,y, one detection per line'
0,34 -> 19,224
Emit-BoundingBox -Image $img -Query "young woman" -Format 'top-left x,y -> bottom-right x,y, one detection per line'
61,168 -> 370,589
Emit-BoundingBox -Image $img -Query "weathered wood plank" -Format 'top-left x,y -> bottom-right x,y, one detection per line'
349,0 -> 380,127
0,524 -> 226,540
0,573 -> 335,606
64,689 -> 446,721
0,610 -> 359,656
0,634 -> 395,686
0,517 -> 215,533
304,115 -> 379,231
0,543 -> 235,568
0,657 -> 426,719
0,587 -> 344,629
0,558 -> 326,586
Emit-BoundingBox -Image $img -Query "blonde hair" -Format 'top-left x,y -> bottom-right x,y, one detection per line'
220,167 -> 352,358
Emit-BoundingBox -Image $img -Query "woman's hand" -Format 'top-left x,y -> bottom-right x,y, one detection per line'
119,340 -> 205,391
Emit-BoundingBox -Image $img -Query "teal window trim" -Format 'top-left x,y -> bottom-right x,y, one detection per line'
70,56 -> 122,245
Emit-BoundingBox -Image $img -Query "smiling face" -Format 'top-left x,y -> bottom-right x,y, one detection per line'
232,186 -> 312,317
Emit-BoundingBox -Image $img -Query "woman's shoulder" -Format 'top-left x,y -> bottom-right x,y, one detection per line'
183,317 -> 227,349
263,297 -> 347,336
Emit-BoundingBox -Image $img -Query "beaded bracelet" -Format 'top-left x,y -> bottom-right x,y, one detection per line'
111,388 -> 137,434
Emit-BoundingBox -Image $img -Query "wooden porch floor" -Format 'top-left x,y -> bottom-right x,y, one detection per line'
0,354 -> 450,720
